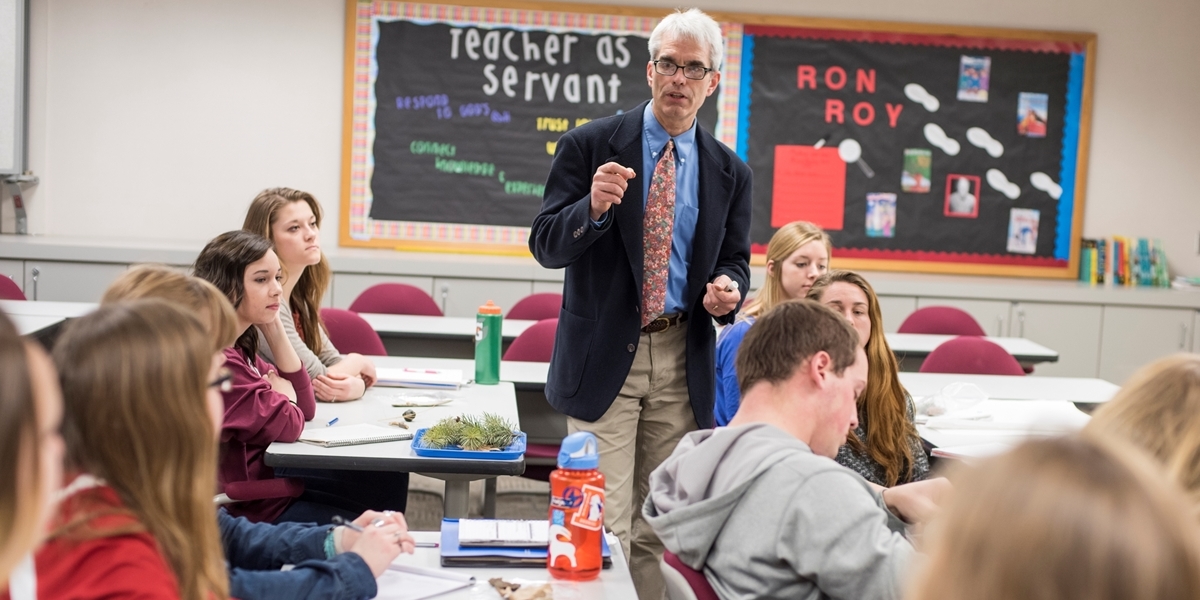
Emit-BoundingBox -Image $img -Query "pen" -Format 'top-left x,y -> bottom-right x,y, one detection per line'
331,515 -> 439,547
326,417 -> 339,427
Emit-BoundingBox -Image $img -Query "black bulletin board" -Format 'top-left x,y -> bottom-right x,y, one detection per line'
341,0 -> 1095,278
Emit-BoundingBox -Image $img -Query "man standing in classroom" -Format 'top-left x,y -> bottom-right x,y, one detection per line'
529,8 -> 752,599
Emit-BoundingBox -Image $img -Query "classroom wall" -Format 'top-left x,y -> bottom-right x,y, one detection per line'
4,0 -> 1199,276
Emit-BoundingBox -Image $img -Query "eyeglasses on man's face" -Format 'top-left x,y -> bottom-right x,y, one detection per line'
652,59 -> 714,80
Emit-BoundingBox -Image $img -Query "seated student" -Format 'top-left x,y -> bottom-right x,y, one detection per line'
100,266 -> 416,600
714,221 -> 830,426
907,435 -> 1200,600
807,270 -> 929,486
243,188 -> 377,402
194,231 -> 405,523
645,300 -> 950,600
0,312 -> 63,592
1085,353 -> 1200,513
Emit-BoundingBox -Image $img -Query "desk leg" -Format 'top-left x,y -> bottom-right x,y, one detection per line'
443,480 -> 471,519
483,478 -> 497,518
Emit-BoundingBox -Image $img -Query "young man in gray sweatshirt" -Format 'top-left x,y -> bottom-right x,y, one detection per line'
643,300 -> 949,600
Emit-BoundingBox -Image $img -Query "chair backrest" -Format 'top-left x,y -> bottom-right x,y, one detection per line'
507,292 -> 562,321
919,336 -> 1026,376
0,275 -> 26,300
320,307 -> 388,356
502,318 -> 557,362
348,283 -> 443,316
897,306 -> 987,336
661,550 -> 719,600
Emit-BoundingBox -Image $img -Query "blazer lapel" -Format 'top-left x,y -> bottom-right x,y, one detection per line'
609,102 -> 649,297
687,128 -> 733,307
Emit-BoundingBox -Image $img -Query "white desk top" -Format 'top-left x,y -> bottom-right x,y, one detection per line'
917,399 -> 1092,452
0,300 -> 96,318
374,355 -> 549,388
898,372 -> 1118,404
885,333 -> 1058,362
359,313 -> 538,341
265,380 -> 523,476
386,530 -> 637,599
11,314 -> 66,336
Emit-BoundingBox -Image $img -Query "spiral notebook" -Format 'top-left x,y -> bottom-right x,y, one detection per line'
298,423 -> 413,447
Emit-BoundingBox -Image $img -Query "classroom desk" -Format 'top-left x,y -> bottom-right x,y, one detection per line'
384,530 -> 637,599
898,372 -> 1118,404
11,314 -> 65,336
264,381 -> 524,519
0,299 -> 97,318
917,399 -> 1093,458
885,333 -> 1059,371
358,313 -> 539,358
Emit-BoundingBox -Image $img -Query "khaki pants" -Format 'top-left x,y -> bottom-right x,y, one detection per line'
567,323 -> 696,600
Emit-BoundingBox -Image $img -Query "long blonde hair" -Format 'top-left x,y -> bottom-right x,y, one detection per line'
1086,353 -> 1200,513
908,435 -> 1200,600
808,270 -> 917,485
52,301 -> 229,600
103,264 -> 241,350
742,222 -> 830,318
243,187 -> 331,355
0,313 -> 44,585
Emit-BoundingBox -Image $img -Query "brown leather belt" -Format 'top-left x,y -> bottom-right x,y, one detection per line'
641,312 -> 688,334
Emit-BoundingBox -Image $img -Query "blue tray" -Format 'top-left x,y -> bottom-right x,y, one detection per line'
411,429 -> 526,460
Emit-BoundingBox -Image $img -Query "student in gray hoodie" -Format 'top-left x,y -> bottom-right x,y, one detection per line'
644,300 -> 949,600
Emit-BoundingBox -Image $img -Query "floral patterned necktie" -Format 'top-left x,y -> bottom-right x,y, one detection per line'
641,139 -> 675,328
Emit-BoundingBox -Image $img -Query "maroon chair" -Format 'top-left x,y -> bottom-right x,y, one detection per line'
0,276 -> 25,300
661,549 -> 719,600
507,292 -> 562,321
898,306 -> 986,336
320,308 -> 387,356
503,318 -> 557,362
504,319 -> 560,482
348,283 -> 442,316
919,336 -> 1026,376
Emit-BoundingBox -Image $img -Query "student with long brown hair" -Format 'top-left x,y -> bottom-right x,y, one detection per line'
908,435 -> 1200,600
195,231 -> 405,523
1086,353 -> 1200,513
100,271 -> 415,600
0,313 -> 63,593
714,221 -> 830,425
11,301 -> 230,600
243,187 -> 376,402
807,270 -> 928,486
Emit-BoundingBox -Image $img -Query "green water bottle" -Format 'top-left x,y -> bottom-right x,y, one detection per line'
475,300 -> 502,385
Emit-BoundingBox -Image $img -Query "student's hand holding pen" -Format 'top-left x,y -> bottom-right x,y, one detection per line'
333,511 -> 416,577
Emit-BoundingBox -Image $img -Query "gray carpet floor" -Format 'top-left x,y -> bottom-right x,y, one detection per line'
405,474 -> 550,530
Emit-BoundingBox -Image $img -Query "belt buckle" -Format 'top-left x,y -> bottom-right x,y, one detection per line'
642,316 -> 670,334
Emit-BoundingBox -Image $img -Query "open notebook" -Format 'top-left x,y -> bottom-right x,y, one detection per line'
375,367 -> 464,390
298,423 -> 413,447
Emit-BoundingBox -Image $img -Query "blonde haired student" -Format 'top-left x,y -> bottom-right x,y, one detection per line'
808,270 -> 928,486
100,270 -> 416,600
908,435 -> 1200,600
243,187 -> 376,402
0,313 -> 64,593
1086,353 -> 1200,513
4,301 -> 231,600
713,221 -> 831,425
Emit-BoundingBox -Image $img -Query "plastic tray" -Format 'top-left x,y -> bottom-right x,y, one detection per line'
411,429 -> 527,460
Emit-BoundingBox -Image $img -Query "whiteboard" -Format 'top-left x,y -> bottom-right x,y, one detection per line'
0,0 -> 26,175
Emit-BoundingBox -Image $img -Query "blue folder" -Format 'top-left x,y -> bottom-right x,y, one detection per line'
439,519 -> 612,568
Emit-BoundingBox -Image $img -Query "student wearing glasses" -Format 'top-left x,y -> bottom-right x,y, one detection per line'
530,9 -> 752,598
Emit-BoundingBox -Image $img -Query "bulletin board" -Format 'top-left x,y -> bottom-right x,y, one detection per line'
340,0 -> 1096,278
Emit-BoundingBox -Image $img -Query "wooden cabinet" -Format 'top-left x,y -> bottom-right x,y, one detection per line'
22,261 -> 127,302
1098,306 -> 1194,385
915,297 -> 1012,336
1012,302 -> 1102,377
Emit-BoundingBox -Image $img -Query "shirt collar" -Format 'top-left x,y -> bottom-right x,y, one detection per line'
643,102 -> 697,161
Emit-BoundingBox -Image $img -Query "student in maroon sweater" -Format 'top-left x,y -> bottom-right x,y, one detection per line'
194,230 -> 327,523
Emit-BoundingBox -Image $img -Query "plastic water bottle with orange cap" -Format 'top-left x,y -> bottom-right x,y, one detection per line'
475,300 -> 502,385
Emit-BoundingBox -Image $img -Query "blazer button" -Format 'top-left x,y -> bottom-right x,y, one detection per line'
573,231 -> 580,239
627,344 -> 635,352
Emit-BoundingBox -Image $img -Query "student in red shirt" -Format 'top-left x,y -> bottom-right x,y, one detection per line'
0,311 -> 64,592
13,300 -> 230,600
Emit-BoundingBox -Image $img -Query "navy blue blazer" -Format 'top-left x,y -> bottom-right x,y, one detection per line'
529,100 -> 752,427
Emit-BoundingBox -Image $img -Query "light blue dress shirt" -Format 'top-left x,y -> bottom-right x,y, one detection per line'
640,102 -> 698,315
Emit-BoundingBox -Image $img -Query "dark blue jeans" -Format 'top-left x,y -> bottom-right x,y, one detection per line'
274,468 -> 409,525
